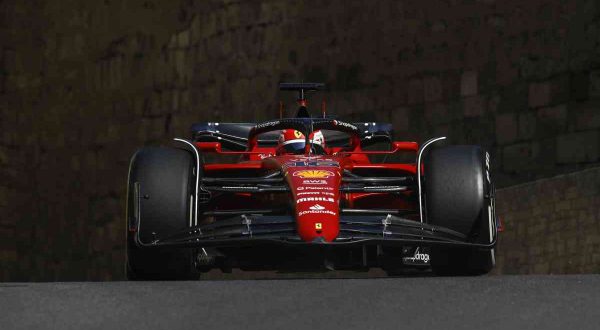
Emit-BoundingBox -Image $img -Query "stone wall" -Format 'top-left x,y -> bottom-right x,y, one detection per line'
0,0 -> 599,280
493,167 -> 600,274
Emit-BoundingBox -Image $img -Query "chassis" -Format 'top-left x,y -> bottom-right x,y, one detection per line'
126,83 -> 498,279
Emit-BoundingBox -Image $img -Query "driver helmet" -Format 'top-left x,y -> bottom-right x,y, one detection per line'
276,130 -> 325,154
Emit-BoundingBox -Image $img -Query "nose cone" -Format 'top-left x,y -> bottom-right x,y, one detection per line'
285,167 -> 341,242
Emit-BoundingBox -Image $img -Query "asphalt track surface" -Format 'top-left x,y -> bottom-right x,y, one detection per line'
1,274 -> 599,330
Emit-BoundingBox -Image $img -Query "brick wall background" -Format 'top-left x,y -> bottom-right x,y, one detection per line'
493,167 -> 600,274
0,0 -> 599,280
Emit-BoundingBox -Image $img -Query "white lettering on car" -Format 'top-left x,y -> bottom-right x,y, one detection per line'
402,247 -> 430,264
296,197 -> 335,203
295,186 -> 334,191
332,120 -> 358,130
302,180 -> 328,185
296,191 -> 335,196
298,209 -> 337,216
297,192 -> 321,196
256,121 -> 280,129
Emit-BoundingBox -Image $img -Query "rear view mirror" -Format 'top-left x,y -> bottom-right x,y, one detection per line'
392,141 -> 418,152
196,142 -> 222,153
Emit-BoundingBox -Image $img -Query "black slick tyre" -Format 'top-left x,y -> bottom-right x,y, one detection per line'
424,145 -> 496,276
126,146 -> 199,280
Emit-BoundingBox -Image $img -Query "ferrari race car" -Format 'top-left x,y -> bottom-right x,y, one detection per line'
126,83 -> 498,280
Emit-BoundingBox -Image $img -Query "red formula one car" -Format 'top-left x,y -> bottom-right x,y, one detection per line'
126,83 -> 498,279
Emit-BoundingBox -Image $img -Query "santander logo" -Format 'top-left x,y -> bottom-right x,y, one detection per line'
298,204 -> 336,216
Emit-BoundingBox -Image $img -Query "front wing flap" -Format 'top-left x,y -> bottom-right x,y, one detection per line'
133,214 -> 497,250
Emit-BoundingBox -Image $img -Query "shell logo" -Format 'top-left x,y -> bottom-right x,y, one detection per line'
293,170 -> 334,179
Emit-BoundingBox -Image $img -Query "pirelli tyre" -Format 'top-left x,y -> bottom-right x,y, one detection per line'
126,146 -> 200,280
424,145 -> 496,276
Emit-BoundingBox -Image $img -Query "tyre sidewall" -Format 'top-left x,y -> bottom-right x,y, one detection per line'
125,146 -> 198,280
425,145 -> 495,275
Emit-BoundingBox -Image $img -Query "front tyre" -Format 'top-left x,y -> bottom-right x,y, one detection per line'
126,147 -> 199,280
425,145 -> 496,276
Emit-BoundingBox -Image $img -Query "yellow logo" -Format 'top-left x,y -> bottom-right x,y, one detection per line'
293,170 -> 334,179
315,223 -> 322,230
294,130 -> 303,138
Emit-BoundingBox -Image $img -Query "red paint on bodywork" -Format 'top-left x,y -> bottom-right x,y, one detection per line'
204,163 -> 264,171
349,164 -> 417,173
277,156 -> 341,242
199,140 -> 420,243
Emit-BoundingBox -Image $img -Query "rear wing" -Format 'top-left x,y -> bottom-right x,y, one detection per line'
191,121 -> 393,151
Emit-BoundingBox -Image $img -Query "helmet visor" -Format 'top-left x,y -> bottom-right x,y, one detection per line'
280,141 -> 306,154
278,141 -> 326,155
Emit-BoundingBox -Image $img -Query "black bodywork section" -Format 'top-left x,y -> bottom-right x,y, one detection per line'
191,120 -> 393,150
133,212 -> 497,250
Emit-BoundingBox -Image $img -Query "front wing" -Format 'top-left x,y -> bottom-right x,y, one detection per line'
133,214 -> 497,250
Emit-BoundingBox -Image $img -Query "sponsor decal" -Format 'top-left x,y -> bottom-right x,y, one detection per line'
294,130 -> 303,138
302,179 -> 327,185
332,120 -> 358,130
296,186 -> 333,191
315,223 -> 322,230
288,158 -> 307,163
298,204 -> 337,216
297,191 -> 321,196
299,209 -> 336,216
296,197 -> 334,204
310,204 -> 325,210
258,153 -> 273,159
256,120 -> 280,129
402,247 -> 430,264
293,170 -> 334,179
297,191 -> 335,196
285,158 -> 339,168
